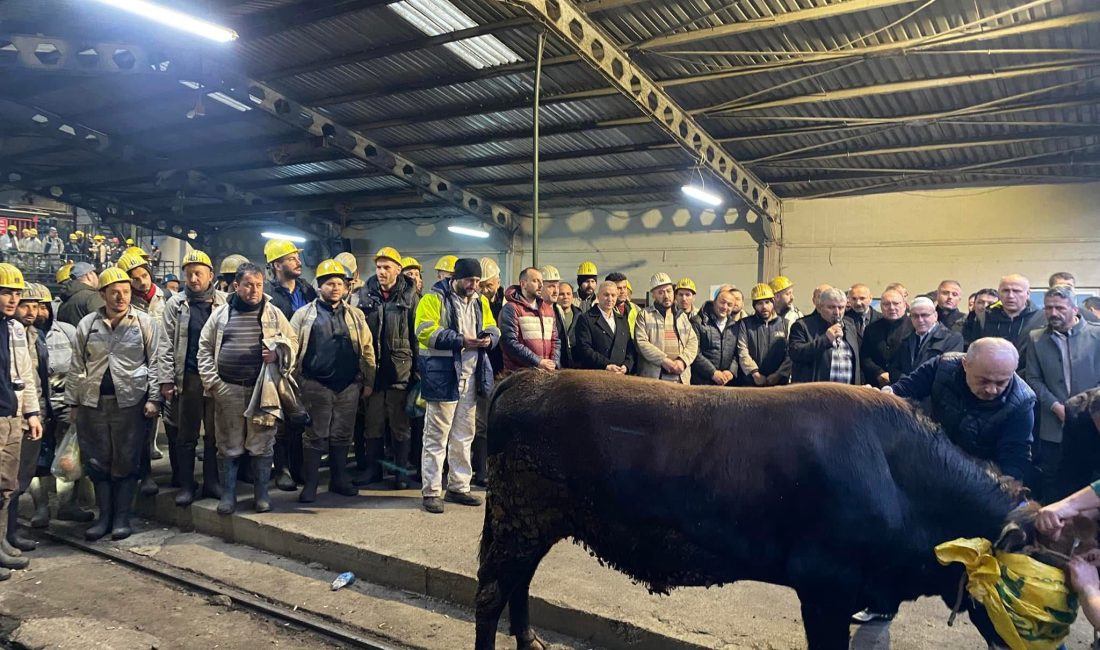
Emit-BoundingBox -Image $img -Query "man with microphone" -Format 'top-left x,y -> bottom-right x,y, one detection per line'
788,287 -> 862,384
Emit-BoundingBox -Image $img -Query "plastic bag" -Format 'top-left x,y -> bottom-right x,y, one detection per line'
51,423 -> 82,482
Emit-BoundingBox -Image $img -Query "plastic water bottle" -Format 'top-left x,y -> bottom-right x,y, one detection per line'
330,571 -> 356,591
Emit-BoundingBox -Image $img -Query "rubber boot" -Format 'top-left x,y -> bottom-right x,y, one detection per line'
298,448 -> 323,503
111,478 -> 137,540
273,440 -> 296,492
0,566 -> 9,581
392,438 -> 412,490
0,506 -> 28,570
7,493 -> 37,552
174,444 -> 197,507
471,436 -> 488,488
57,478 -> 95,523
139,431 -> 159,497
199,437 -> 222,500
165,423 -> 181,488
352,438 -> 384,487
287,425 -> 304,486
328,446 -> 358,497
252,456 -> 273,513
85,480 -> 113,541
216,456 -> 239,515
29,477 -> 51,528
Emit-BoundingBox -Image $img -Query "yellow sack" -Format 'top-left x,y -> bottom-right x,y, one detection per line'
935,537 -> 1077,650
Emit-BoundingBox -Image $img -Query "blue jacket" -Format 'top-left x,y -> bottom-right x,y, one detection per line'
414,279 -> 500,402
890,352 -> 1035,481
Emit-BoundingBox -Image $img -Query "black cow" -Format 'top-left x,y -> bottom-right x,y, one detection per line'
475,370 -> 1037,650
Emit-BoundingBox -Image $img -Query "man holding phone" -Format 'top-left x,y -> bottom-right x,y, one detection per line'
413,258 -> 499,514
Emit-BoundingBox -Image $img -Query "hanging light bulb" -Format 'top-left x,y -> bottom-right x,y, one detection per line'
681,161 -> 723,207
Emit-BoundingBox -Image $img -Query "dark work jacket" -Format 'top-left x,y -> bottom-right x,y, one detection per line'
860,316 -> 912,387
788,311 -> 862,385
689,303 -> 740,386
573,306 -> 634,373
842,307 -> 881,344
554,303 -> 574,369
890,353 -> 1035,481
736,313 -> 790,384
960,312 -> 983,348
888,323 -> 964,383
265,279 -> 317,322
980,302 -> 1047,371
937,306 -> 965,331
358,274 -> 418,390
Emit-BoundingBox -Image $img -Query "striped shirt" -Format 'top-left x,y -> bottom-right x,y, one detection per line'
217,306 -> 264,385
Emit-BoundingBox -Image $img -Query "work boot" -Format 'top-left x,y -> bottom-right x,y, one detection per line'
0,566 -> 9,581
57,478 -> 95,523
174,444 -> 197,507
328,446 -> 358,497
139,431 -> 159,497
298,448 -> 323,503
444,490 -> 483,507
216,456 -> 239,515
199,437 -> 222,500
7,493 -> 37,552
0,511 -> 28,569
252,455 -> 273,513
422,496 -> 444,514
111,478 -> 137,540
352,438 -> 384,487
273,441 -> 296,492
471,436 -> 488,488
165,423 -> 181,487
29,477 -> 51,528
85,480 -> 113,541
391,438 -> 413,490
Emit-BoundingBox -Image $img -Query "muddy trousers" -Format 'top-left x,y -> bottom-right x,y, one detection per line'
165,372 -> 218,494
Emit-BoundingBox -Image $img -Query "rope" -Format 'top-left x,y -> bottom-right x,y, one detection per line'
947,572 -> 967,627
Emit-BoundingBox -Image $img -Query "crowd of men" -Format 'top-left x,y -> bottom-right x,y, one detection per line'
0,225 -> 164,275
0,240 -> 1098,590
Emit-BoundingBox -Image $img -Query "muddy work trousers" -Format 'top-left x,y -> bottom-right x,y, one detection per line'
300,379 -> 360,451
212,382 -> 276,459
167,372 -> 215,449
0,416 -> 23,506
364,388 -> 411,442
76,397 -> 145,480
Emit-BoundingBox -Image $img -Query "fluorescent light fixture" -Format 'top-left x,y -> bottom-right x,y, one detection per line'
261,231 -> 307,243
389,0 -> 521,69
89,0 -> 238,42
0,206 -> 51,216
681,184 -> 723,207
179,81 -> 251,111
448,225 -> 490,239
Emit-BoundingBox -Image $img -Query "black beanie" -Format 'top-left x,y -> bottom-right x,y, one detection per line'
453,258 -> 482,280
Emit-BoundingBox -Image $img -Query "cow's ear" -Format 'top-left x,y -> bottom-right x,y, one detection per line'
995,521 -> 1029,552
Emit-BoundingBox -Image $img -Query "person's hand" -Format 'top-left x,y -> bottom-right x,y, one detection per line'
752,371 -> 766,386
160,383 -> 176,401
261,348 -> 277,364
1038,501 -> 1080,540
143,401 -> 160,419
1069,556 -> 1100,596
1054,402 -> 1066,423
463,336 -> 482,350
538,359 -> 557,371
672,359 -> 686,374
614,365 -> 628,374
878,372 -> 890,386
361,385 -> 373,399
26,415 -> 42,441
712,370 -> 727,385
826,323 -> 844,343
605,364 -> 620,373
660,357 -> 677,373
1082,549 -> 1100,566
478,336 -> 492,348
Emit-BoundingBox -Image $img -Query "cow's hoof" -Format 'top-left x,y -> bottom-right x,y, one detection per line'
517,634 -> 544,650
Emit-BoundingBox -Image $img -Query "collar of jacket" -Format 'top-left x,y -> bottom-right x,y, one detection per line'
229,293 -> 264,313
504,284 -> 543,309
316,298 -> 343,314
364,274 -> 413,306
94,305 -> 136,324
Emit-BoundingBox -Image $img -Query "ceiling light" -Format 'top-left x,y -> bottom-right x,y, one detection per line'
389,0 -> 520,69
448,225 -> 490,239
261,231 -> 307,243
179,81 -> 251,111
681,184 -> 723,207
89,0 -> 238,42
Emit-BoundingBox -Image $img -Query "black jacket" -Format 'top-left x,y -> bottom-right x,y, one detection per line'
736,313 -> 791,385
689,304 -> 741,386
265,279 -> 317,321
357,274 -> 419,390
890,353 -> 1035,481
788,311 -> 862,385
842,307 -> 881,344
860,316 -> 912,387
936,305 -> 965,331
888,323 -> 964,383
553,304 -> 574,369
960,312 -> 983,347
980,302 -> 1047,370
574,306 -> 634,373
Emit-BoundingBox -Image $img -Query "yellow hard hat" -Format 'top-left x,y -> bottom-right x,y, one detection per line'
117,252 -> 150,274
219,254 -> 249,276
74,230 -> 84,237
37,284 -> 53,303
577,261 -> 598,277
93,234 -> 105,242
400,256 -> 421,271
540,265 -> 561,282
29,228 -> 38,236
21,228 -> 30,236
434,255 -> 457,273
264,239 -> 302,263
315,259 -> 348,281
19,283 -> 43,302
769,275 -> 793,293
750,283 -> 776,302
98,267 -> 130,289
125,245 -> 148,259
374,247 -> 402,266
125,238 -> 134,245
479,257 -> 499,281
181,249 -> 213,270
334,252 -> 357,276
0,263 -> 24,290
56,262 -> 74,283
623,280 -> 633,292
675,278 -> 697,294
68,233 -> 78,241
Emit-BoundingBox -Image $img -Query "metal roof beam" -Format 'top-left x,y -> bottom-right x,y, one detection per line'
235,0 -> 398,41
501,0 -> 779,220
